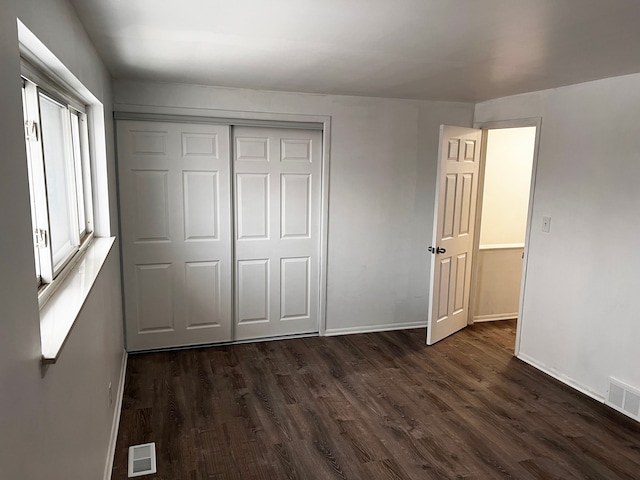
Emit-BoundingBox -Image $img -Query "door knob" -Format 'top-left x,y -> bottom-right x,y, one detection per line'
428,246 -> 436,254
436,247 -> 446,254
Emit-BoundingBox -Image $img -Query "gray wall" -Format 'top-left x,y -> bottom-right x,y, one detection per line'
476,72 -> 640,399
114,80 -> 475,333
0,1 -> 124,478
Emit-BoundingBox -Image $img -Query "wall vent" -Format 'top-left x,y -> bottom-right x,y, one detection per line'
128,442 -> 157,477
606,378 -> 640,422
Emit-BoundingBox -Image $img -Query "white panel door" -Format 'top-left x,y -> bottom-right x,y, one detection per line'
427,126 -> 482,345
117,121 -> 232,351
233,127 -> 322,340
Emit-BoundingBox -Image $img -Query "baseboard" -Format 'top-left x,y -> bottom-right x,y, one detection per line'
473,313 -> 518,322
324,321 -> 428,337
517,352 -> 605,403
104,349 -> 128,480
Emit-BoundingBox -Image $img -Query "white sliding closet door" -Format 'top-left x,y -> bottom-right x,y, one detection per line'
117,121 -> 232,351
233,127 -> 322,340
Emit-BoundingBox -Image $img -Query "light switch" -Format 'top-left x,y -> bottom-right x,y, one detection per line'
542,216 -> 551,233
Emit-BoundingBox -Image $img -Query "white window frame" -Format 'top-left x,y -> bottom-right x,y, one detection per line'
21,61 -> 95,306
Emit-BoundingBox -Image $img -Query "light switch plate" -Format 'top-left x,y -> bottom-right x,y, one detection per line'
542,216 -> 551,233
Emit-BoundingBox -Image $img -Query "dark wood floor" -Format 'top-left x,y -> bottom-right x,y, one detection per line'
111,321 -> 640,479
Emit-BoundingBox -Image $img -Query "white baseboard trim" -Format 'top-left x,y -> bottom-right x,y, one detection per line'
104,349 -> 128,480
517,352 -> 605,404
473,313 -> 518,322
324,321 -> 427,337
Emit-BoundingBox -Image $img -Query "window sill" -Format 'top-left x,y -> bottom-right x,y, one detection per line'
38,232 -> 95,309
39,237 -> 116,364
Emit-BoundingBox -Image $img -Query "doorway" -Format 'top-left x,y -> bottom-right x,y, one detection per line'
471,125 -> 537,347
426,121 -> 540,348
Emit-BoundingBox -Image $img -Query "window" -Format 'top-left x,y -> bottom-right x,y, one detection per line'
21,65 -> 94,295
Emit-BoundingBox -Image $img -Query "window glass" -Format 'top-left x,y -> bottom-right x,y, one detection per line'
39,93 -> 77,268
70,112 -> 86,236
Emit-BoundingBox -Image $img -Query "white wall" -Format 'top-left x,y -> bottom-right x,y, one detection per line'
479,127 -> 536,246
475,73 -> 640,400
114,81 -> 475,333
0,1 -> 124,479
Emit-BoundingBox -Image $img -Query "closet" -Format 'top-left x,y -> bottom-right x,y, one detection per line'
116,120 -> 322,351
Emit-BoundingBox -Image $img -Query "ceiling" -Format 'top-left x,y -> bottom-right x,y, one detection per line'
69,0 -> 640,102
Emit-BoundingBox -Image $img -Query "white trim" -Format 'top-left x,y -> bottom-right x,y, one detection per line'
478,243 -> 525,250
113,111 -> 321,130
318,122 -> 331,336
113,103 -> 330,126
517,352 -> 605,403
17,20 -> 100,108
471,117 -> 542,357
325,321 -> 427,337
467,127 -> 489,328
473,313 -> 518,322
473,117 -> 543,131
21,59 -> 86,113
114,105 -> 332,342
103,350 -> 128,480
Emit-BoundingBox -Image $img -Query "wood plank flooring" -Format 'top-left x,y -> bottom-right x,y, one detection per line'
111,321 -> 640,479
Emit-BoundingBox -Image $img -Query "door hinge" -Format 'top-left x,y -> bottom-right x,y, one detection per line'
34,228 -> 48,249
24,120 -> 39,142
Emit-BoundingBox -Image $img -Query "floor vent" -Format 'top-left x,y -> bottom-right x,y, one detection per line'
128,442 -> 157,477
606,378 -> 640,422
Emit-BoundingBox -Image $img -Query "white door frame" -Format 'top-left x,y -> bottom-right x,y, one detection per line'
114,105 -> 332,339
471,117 -> 542,356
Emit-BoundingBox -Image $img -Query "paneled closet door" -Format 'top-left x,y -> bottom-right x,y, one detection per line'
233,127 -> 322,340
117,121 -> 232,351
